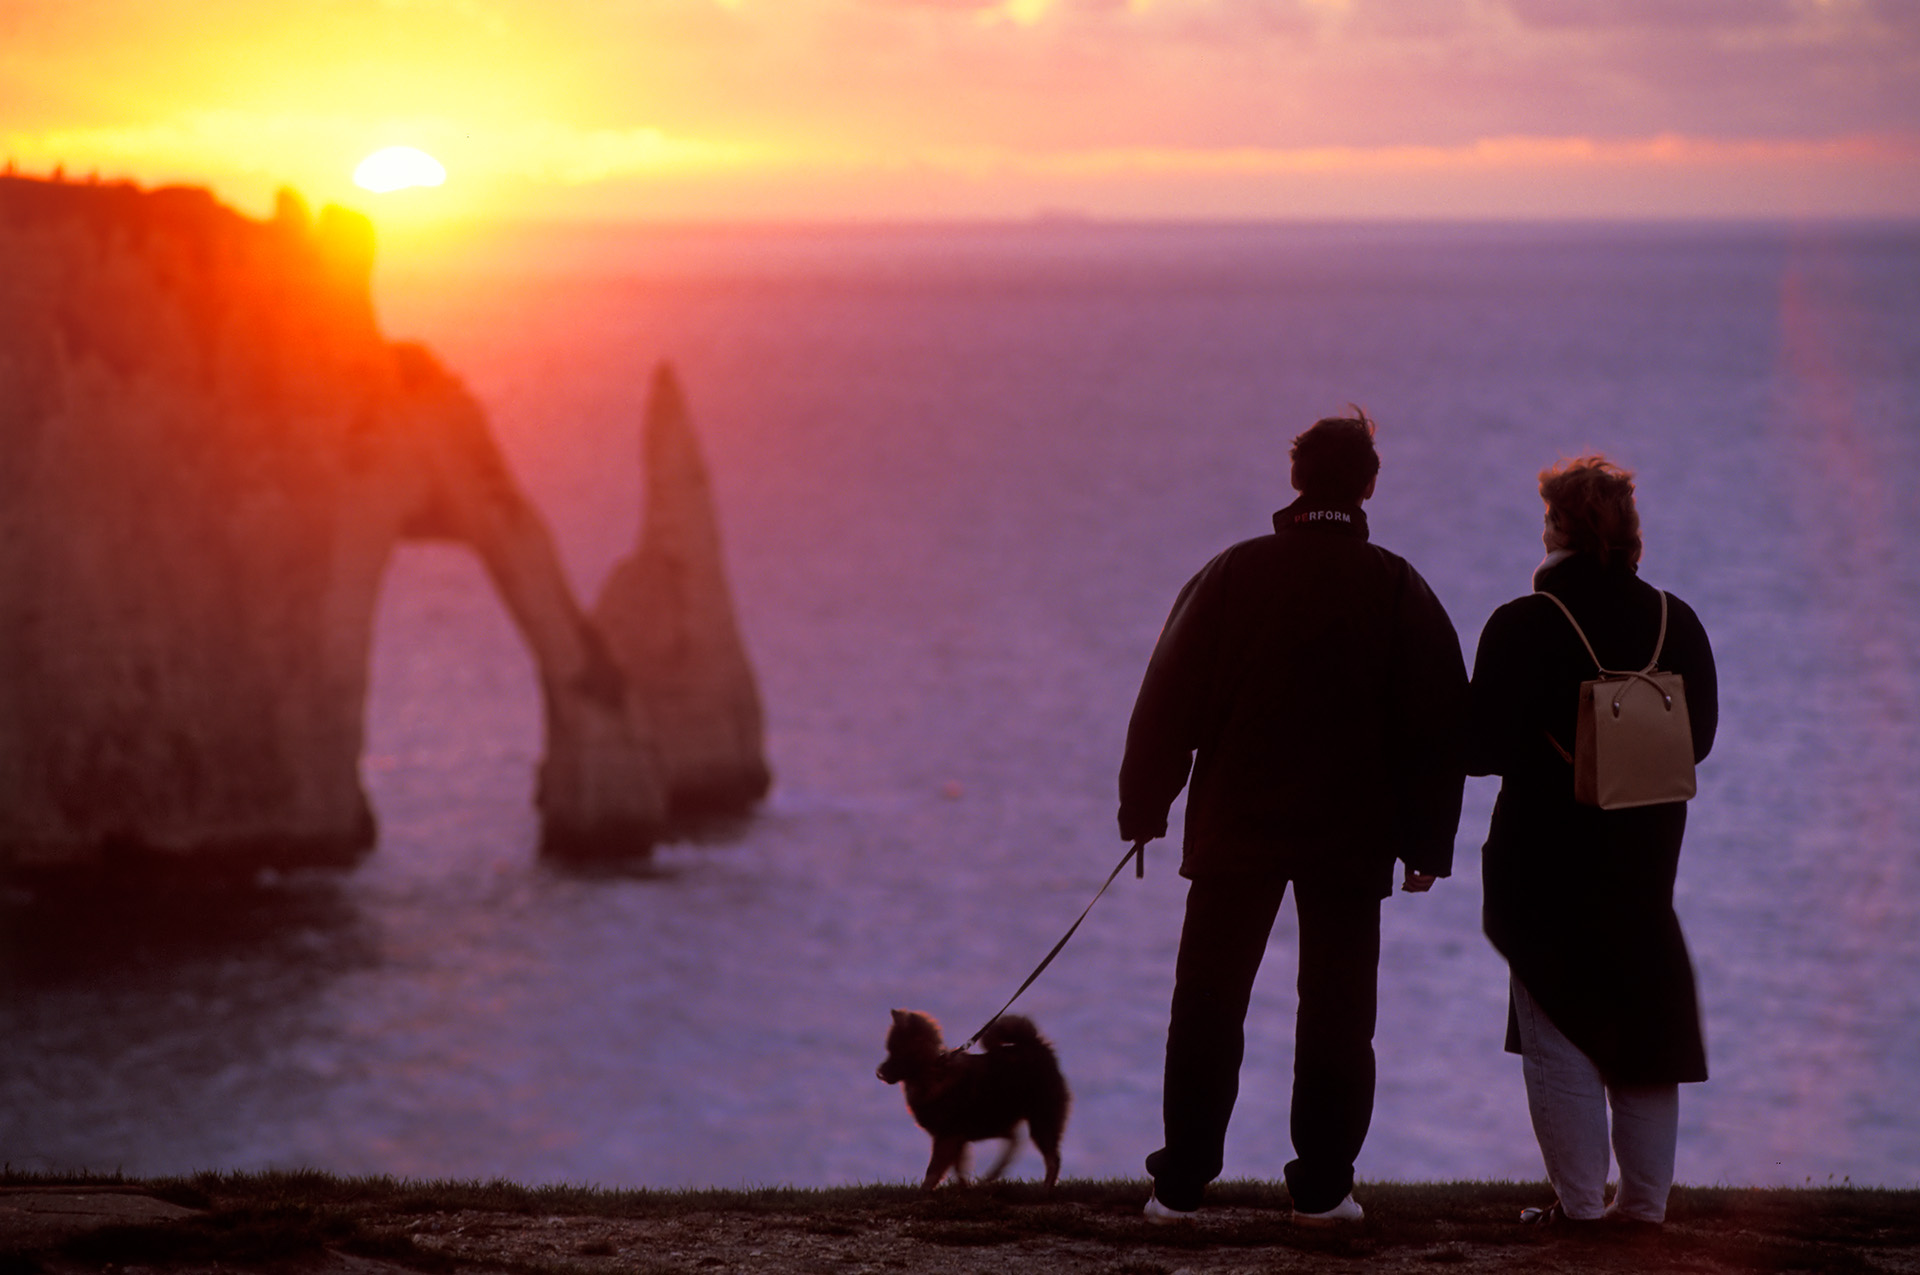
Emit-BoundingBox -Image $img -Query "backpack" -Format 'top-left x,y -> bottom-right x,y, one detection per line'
1536,590 -> 1697,810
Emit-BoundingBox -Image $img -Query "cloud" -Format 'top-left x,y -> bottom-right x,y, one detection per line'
1502,0 -> 1800,30
486,124 -> 768,182
907,130 -> 1920,178
4,0 -> 1917,218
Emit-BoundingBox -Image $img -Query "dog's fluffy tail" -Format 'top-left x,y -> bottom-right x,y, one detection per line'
979,1014 -> 1044,1050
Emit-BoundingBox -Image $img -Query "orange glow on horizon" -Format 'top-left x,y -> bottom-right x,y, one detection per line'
3,2 -> 1915,225
7,127 -> 1917,228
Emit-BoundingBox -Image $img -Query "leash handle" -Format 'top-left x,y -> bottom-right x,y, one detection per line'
962,839 -> 1149,1051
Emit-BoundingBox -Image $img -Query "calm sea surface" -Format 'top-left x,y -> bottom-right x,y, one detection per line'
4,222 -> 1917,1190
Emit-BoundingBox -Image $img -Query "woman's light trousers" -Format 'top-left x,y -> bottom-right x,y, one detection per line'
1510,975 -> 1679,1223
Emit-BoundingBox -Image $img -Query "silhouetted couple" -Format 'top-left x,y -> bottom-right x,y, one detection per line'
1118,414 -> 1717,1228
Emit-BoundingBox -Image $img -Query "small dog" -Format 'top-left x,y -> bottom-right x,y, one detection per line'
876,1008 -> 1070,1189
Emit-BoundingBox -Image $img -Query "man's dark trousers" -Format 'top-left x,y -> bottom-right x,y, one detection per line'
1146,871 -> 1382,1214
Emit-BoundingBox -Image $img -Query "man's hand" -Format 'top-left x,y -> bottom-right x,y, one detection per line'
1401,868 -> 1439,893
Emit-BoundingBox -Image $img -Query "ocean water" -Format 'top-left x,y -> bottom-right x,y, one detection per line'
4,221 -> 1917,1191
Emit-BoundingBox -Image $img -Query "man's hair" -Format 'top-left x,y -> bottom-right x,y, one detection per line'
1539,454 -> 1642,568
1290,409 -> 1380,504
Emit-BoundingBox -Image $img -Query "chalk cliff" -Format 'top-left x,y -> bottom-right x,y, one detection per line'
0,175 -> 766,874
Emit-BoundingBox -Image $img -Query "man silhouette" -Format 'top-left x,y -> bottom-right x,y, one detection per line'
1119,410 -> 1467,1224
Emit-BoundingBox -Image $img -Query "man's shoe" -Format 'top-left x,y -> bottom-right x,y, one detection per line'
1292,1194 -> 1364,1226
1142,1194 -> 1197,1224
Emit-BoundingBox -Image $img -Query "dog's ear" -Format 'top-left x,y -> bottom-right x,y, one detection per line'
891,1008 -> 908,1025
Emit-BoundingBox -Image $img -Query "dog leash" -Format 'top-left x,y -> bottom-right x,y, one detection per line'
960,838 -> 1148,1051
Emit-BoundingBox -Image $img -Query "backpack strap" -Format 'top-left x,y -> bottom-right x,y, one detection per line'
1535,589 -> 1677,713
1647,591 -> 1669,673
1534,589 -> 1670,676
1534,590 -> 1607,675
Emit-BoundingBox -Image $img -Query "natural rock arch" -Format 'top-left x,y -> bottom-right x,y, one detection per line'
0,174 -> 767,877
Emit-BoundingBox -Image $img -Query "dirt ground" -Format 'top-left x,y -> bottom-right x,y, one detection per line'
0,1189 -> 205,1251
7,1183 -> 1920,1275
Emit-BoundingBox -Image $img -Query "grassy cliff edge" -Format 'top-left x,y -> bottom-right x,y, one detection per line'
3,1170 -> 1916,1274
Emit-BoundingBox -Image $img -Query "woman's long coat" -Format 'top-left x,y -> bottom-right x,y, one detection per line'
1468,552 -> 1718,1086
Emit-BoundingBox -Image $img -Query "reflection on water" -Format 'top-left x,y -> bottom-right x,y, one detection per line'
3,223 -> 1917,1189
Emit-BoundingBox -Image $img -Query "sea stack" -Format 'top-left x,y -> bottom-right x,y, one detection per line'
0,174 -> 766,877
590,365 -> 771,830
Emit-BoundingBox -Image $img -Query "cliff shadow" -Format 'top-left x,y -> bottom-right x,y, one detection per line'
0,866 -> 374,993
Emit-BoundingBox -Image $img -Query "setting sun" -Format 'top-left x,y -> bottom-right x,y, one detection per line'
353,146 -> 446,194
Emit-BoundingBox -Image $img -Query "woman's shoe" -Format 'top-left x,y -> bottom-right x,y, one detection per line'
1520,1200 -> 1603,1226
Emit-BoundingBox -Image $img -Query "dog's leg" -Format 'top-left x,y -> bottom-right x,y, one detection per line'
923,1136 -> 966,1190
980,1130 -> 1021,1182
1030,1116 -> 1064,1188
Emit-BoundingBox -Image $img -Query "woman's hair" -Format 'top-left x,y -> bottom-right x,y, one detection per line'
1539,455 -> 1641,568
1290,409 -> 1380,504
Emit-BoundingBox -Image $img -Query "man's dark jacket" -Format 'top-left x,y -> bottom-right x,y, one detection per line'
1118,497 -> 1469,898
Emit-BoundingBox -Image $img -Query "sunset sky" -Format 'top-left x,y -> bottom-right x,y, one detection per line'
4,0 -> 1918,225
